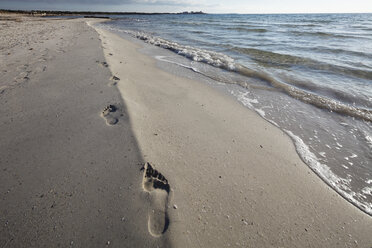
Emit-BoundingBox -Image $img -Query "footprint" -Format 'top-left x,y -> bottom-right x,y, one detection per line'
99,61 -> 109,68
14,71 -> 30,82
109,76 -> 120,86
101,104 -> 127,125
101,104 -> 118,125
142,162 -> 170,237
110,76 -> 120,81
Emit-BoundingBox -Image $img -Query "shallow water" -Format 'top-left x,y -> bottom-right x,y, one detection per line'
100,13 -> 372,215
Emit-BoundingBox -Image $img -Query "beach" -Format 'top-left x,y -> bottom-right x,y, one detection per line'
0,14 -> 371,247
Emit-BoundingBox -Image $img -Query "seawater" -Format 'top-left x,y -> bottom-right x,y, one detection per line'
99,13 -> 372,215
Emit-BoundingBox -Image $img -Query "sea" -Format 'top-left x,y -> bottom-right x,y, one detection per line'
98,13 -> 372,215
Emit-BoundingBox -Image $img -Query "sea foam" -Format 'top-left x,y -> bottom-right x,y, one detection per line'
285,130 -> 372,215
122,29 -> 236,71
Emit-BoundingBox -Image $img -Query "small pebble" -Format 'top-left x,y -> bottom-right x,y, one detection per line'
173,204 -> 178,209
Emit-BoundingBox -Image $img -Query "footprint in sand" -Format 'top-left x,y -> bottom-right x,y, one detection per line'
142,162 -> 170,237
101,104 -> 127,125
109,76 -> 120,86
101,104 -> 118,125
14,71 -> 30,82
98,61 -> 109,68
111,76 -> 120,81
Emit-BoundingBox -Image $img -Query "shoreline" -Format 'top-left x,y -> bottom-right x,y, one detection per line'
91,22 -> 372,247
98,18 -> 372,216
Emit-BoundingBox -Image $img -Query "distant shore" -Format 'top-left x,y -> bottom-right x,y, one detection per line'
0,9 -> 206,17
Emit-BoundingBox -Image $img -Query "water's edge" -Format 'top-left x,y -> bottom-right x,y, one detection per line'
97,15 -> 372,216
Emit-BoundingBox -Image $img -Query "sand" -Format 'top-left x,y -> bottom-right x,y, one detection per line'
0,15 -> 167,247
0,13 -> 371,247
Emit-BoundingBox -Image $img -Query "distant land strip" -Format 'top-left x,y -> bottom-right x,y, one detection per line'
0,9 -> 206,16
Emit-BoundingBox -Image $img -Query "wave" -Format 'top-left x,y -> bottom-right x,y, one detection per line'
231,47 -> 372,80
233,47 -> 313,65
170,21 -> 227,28
170,21 -> 208,26
191,30 -> 206,34
114,17 -> 149,22
351,25 -> 372,30
234,65 -> 372,122
280,23 -> 319,28
120,29 -> 236,71
225,27 -> 267,33
290,30 -> 360,39
311,46 -> 372,61
109,27 -> 372,122
299,19 -> 334,24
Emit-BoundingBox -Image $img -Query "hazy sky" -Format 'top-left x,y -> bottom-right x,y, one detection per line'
1,0 -> 372,13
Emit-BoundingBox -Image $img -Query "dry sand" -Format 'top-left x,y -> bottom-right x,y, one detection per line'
0,14 -> 371,247
0,15 -> 167,247
91,23 -> 372,247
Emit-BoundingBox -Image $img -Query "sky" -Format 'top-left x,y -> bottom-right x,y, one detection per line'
1,0 -> 372,14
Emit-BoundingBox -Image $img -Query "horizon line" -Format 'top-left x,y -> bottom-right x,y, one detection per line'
1,8 -> 372,15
